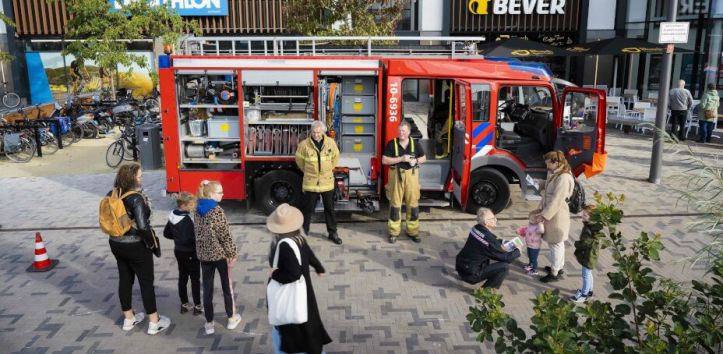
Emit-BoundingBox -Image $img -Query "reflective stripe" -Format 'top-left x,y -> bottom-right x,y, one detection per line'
35,253 -> 49,262
35,243 -> 45,250
299,155 -> 335,162
393,137 -> 415,157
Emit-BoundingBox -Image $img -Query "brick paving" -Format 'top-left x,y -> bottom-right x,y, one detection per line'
0,131 -> 720,353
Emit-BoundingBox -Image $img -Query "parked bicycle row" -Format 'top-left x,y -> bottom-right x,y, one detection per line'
0,89 -> 161,163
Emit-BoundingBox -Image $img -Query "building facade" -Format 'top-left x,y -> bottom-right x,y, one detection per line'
2,0 -> 721,103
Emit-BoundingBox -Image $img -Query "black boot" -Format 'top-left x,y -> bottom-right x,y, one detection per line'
329,232 -> 342,245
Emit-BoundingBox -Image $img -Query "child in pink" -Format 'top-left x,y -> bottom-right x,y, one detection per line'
516,220 -> 545,275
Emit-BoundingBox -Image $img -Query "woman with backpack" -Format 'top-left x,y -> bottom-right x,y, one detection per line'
106,163 -> 170,335
530,151 -> 574,283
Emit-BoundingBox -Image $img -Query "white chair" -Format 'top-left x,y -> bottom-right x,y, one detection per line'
685,104 -> 700,139
638,107 -> 658,134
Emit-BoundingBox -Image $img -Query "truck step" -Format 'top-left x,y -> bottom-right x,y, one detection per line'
315,200 -> 380,213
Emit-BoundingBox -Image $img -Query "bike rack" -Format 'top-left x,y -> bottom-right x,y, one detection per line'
11,119 -> 64,157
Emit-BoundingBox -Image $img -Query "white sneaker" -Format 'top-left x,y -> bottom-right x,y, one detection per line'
122,312 -> 145,331
204,321 -> 215,335
227,313 -> 242,330
147,315 -> 171,335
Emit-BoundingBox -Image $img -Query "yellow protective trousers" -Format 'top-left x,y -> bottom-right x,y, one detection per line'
386,168 -> 421,236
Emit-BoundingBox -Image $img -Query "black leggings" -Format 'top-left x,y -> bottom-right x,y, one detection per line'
109,241 -> 157,314
201,260 -> 236,323
175,250 -> 201,305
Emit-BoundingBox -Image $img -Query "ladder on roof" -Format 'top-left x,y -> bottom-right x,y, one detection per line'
180,36 -> 486,58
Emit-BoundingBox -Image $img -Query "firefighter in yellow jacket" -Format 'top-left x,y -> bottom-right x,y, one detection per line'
382,121 -> 426,243
295,120 -> 342,244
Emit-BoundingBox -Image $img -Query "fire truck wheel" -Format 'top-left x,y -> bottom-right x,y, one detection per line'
467,168 -> 510,214
255,170 -> 303,215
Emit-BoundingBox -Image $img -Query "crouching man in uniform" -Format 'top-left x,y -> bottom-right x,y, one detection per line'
382,121 -> 426,244
456,208 -> 521,289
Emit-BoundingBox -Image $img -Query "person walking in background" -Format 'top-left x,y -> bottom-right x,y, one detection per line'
698,83 -> 720,143
455,208 -> 521,289
516,217 -> 544,276
531,151 -> 574,283
163,191 -> 202,316
106,163 -> 170,335
382,121 -> 426,243
267,203 -> 332,354
295,120 -> 342,245
668,79 -> 694,141
570,204 -> 604,303
195,180 -> 242,335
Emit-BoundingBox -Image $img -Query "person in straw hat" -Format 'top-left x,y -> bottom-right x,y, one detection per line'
267,203 -> 332,354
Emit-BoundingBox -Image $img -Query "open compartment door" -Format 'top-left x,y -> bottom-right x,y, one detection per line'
451,82 -> 472,206
555,87 -> 607,178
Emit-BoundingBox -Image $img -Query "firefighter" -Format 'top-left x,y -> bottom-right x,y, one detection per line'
382,120 -> 426,243
295,120 -> 342,245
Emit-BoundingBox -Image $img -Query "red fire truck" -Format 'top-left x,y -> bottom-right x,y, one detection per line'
159,37 -> 607,215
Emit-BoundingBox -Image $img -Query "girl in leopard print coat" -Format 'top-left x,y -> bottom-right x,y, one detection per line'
195,180 -> 242,335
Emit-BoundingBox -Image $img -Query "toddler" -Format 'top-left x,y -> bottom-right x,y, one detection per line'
516,218 -> 544,276
570,204 -> 603,303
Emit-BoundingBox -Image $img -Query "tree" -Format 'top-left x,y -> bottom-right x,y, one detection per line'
285,0 -> 408,39
0,12 -> 16,62
59,0 -> 200,96
466,192 -> 723,353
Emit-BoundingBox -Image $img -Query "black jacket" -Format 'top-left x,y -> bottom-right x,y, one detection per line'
270,239 -> 332,354
456,224 -> 520,275
163,209 -> 196,253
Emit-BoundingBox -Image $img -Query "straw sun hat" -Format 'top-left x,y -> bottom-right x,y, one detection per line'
266,203 -> 304,234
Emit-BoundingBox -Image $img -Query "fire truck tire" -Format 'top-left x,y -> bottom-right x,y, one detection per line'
254,170 -> 303,215
466,168 -> 510,214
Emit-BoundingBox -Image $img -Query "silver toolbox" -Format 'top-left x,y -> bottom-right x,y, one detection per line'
341,96 -> 375,115
341,135 -> 375,154
341,116 -> 375,135
207,116 -> 240,138
342,77 -> 375,95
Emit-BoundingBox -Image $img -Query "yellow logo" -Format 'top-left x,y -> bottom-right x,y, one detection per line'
566,47 -> 589,53
622,47 -> 641,53
468,0 -> 490,15
510,49 -> 554,57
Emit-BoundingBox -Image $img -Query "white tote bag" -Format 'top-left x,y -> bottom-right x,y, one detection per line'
267,238 -> 308,325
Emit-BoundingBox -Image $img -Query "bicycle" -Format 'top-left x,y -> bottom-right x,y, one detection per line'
0,119 -> 36,162
0,65 -> 21,108
20,106 -> 60,155
105,122 -> 138,168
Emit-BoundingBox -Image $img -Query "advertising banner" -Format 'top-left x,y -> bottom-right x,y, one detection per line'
109,0 -> 228,16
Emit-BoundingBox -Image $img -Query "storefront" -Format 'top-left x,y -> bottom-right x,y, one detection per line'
2,0 -> 285,102
448,0 -> 586,79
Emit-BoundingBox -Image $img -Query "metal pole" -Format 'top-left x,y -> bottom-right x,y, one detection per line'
649,0 -> 677,184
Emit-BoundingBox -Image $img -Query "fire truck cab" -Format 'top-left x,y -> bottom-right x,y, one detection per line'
159,37 -> 607,215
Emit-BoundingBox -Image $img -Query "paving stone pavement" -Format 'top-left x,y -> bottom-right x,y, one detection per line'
0,131 -> 720,353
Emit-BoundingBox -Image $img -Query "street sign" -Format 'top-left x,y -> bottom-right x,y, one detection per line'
659,22 -> 690,44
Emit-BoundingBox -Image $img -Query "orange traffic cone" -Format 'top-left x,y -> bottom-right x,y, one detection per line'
27,232 -> 59,272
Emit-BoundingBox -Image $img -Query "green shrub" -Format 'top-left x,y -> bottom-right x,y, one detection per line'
467,192 -> 723,353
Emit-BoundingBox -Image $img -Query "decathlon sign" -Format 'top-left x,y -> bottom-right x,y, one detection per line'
109,0 -> 228,16
468,0 -> 566,15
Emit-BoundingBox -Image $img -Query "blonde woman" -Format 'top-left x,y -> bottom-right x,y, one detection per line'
531,151 -> 574,283
267,203 -> 332,354
195,180 -> 242,335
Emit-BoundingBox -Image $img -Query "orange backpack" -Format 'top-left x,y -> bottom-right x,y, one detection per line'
99,188 -> 138,236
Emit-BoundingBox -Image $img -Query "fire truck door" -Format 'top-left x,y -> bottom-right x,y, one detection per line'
554,87 -> 607,176
451,82 -> 472,206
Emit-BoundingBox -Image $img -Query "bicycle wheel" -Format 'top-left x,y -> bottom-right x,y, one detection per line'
105,140 -> 125,168
82,123 -> 99,139
122,138 -> 137,161
42,133 -> 59,155
61,131 -> 74,147
72,124 -> 83,143
6,137 -> 36,163
2,92 -> 21,108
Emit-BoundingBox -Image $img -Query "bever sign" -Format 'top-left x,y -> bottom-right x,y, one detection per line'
468,0 -> 566,15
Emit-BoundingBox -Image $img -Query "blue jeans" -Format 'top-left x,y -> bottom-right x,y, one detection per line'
699,120 -> 715,142
272,326 -> 325,354
527,247 -> 540,271
581,266 -> 593,295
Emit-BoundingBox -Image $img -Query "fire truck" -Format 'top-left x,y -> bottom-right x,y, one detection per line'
159,37 -> 607,215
